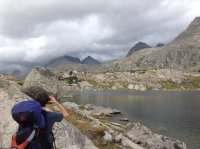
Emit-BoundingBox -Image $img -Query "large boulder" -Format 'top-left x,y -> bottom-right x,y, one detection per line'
22,66 -> 58,98
125,123 -> 187,149
0,75 -> 98,149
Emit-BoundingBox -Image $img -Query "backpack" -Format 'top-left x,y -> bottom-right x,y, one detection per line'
10,100 -> 55,149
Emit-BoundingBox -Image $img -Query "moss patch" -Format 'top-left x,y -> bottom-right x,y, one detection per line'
181,75 -> 200,89
160,81 -> 182,90
17,80 -> 24,86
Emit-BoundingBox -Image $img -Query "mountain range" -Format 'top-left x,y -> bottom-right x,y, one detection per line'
8,16 -> 200,76
46,55 -> 101,71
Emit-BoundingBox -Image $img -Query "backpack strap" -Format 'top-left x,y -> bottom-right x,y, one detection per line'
11,130 -> 35,149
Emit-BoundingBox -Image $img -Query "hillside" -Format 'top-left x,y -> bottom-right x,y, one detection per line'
102,17 -> 200,71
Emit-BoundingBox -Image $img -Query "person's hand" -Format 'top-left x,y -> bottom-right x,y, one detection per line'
48,95 -> 69,118
48,95 -> 59,105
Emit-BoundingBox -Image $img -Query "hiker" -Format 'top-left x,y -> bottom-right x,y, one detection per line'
34,93 -> 69,149
11,93 -> 69,149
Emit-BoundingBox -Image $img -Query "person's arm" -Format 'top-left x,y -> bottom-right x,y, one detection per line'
48,95 -> 69,118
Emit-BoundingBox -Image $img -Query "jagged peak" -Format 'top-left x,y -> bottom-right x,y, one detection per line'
126,42 -> 151,57
82,56 -> 100,65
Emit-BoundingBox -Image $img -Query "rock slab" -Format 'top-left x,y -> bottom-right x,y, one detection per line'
125,123 -> 187,149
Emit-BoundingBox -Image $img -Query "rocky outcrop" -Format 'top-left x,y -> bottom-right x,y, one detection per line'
126,42 -> 151,57
115,134 -> 144,149
82,56 -> 100,65
63,102 -> 187,149
22,66 -> 58,99
0,74 -> 98,149
125,123 -> 186,149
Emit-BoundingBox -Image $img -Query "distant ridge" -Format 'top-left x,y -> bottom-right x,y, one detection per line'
11,69 -> 21,76
45,55 -> 101,72
46,55 -> 81,69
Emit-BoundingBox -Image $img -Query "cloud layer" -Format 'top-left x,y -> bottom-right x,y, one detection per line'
0,0 -> 200,72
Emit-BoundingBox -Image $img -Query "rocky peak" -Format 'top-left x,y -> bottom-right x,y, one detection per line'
11,69 -> 21,76
82,56 -> 100,65
156,43 -> 165,47
126,42 -> 151,57
131,17 -> 200,70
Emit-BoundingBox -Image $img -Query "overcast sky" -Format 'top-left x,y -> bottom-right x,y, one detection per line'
0,0 -> 200,73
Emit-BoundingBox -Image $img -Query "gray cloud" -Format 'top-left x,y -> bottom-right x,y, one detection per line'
0,0 -> 200,73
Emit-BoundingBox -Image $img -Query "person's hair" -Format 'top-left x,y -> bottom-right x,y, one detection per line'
34,92 -> 50,107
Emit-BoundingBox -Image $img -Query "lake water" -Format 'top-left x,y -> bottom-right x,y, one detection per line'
73,91 -> 200,149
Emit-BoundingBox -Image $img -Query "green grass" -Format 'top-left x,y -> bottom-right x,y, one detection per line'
17,80 -> 24,86
161,81 -> 182,90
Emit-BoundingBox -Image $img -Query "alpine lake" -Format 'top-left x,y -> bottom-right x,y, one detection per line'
72,91 -> 200,149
